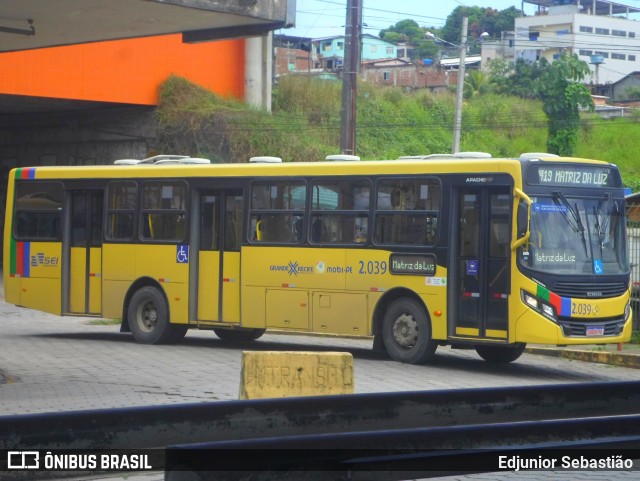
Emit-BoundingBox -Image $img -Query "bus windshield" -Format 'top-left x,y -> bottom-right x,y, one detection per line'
521,194 -> 629,275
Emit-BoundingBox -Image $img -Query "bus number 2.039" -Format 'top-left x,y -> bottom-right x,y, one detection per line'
359,260 -> 387,275
572,302 -> 594,316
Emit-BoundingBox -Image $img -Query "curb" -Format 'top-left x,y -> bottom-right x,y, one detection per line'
526,346 -> 640,369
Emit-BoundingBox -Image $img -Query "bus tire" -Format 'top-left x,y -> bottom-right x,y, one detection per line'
475,343 -> 526,363
128,286 -> 175,345
214,328 -> 266,343
382,298 -> 437,364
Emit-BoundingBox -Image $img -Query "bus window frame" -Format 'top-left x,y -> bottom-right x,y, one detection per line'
138,179 -> 189,244
13,180 -> 64,242
372,175 -> 441,248
105,180 -> 138,242
308,176 -> 372,246
248,178 -> 308,245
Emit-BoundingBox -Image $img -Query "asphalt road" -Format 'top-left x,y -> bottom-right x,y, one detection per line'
2,300 -> 640,415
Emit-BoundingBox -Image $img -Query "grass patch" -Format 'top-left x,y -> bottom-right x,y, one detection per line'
155,75 -> 640,188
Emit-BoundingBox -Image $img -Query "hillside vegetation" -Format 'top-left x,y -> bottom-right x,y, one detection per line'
156,75 -> 640,191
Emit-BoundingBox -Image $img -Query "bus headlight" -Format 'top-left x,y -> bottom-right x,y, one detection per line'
523,292 -> 539,309
625,301 -> 631,321
541,304 -> 556,319
521,290 -> 557,321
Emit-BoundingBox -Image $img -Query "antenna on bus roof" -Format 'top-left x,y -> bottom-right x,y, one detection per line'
249,156 -> 282,163
325,154 -> 360,161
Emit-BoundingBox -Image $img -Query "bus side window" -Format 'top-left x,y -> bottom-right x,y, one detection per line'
249,181 -> 306,244
310,179 -> 371,245
375,178 -> 440,246
13,182 -> 63,241
140,182 -> 187,242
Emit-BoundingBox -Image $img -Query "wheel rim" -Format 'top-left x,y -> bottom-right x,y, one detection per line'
136,300 -> 158,333
392,313 -> 418,349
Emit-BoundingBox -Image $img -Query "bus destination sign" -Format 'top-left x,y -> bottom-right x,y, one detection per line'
390,254 -> 436,275
528,165 -> 617,188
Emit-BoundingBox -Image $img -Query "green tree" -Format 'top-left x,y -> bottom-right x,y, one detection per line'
464,70 -> 490,98
625,86 -> 640,100
486,58 -> 513,94
379,19 -> 422,43
535,54 -> 594,156
441,6 -> 519,47
379,19 -> 441,61
511,58 -> 549,99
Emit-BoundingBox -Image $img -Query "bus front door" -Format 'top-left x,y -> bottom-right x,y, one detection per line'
194,190 -> 243,323
452,186 -> 511,340
65,190 -> 103,315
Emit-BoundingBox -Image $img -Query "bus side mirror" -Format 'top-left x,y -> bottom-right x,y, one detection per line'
511,188 -> 531,251
517,200 -> 528,237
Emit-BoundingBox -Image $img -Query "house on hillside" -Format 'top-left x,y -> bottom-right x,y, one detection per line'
312,34 -> 398,70
480,31 -> 517,69
361,58 -> 458,92
610,71 -> 640,101
274,35 -> 313,75
515,0 -> 640,85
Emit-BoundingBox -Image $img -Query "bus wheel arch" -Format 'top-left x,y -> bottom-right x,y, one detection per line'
373,289 -> 437,364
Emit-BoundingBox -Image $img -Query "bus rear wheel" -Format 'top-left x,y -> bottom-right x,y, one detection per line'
214,328 -> 266,343
382,298 -> 437,364
475,343 -> 526,363
128,286 -> 182,344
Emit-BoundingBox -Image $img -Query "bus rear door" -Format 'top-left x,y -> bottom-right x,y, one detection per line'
64,190 -> 104,315
451,185 -> 511,340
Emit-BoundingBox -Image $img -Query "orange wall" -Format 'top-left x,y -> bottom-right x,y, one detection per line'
0,34 -> 245,104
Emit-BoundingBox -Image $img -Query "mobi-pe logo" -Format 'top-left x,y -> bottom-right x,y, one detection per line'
7,451 -> 39,469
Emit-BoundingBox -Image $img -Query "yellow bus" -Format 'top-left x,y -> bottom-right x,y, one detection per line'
3,153 -> 632,364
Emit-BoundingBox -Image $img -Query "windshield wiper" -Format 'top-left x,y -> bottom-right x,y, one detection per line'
552,192 -> 588,256
594,194 -> 613,249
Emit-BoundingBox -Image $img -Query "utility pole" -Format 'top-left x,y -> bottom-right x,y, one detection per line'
340,0 -> 361,155
452,16 -> 468,154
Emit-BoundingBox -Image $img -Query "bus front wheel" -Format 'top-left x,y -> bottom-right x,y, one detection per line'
382,298 -> 437,364
128,286 -> 181,344
475,343 -> 526,363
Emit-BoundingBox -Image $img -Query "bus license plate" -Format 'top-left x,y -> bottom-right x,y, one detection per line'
586,326 -> 604,336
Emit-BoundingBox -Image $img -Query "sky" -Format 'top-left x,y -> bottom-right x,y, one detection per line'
279,0 -> 540,39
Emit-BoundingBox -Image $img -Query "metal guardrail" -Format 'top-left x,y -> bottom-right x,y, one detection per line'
1,381 -> 640,479
167,418 -> 640,480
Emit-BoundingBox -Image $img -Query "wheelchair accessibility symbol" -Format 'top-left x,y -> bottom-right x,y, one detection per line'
177,245 -> 189,263
593,259 -> 603,275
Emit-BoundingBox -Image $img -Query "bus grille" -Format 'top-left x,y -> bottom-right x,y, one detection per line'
551,282 -> 628,299
558,316 -> 625,337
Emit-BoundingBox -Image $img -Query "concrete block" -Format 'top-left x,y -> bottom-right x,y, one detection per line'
239,351 -> 354,400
